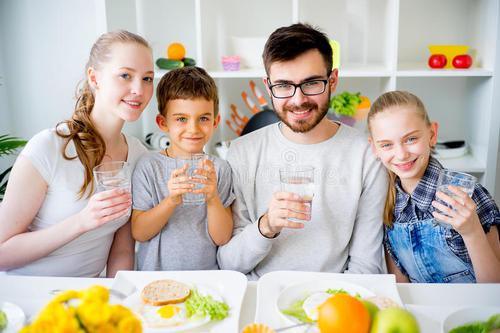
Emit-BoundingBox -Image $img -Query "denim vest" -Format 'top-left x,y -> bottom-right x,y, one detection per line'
387,218 -> 476,283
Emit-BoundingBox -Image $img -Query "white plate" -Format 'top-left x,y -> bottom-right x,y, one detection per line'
113,270 -> 247,333
256,271 -> 403,330
123,284 -> 218,332
442,306 -> 500,333
1,301 -> 26,333
277,280 -> 376,332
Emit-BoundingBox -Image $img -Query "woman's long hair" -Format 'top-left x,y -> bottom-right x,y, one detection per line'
56,30 -> 150,198
367,91 -> 432,227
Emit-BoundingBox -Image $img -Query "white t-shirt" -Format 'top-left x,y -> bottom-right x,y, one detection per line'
7,127 -> 147,277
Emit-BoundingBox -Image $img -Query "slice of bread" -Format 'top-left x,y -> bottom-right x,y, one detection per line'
141,279 -> 191,306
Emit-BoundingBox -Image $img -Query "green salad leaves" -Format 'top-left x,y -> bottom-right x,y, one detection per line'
281,289 -> 349,323
185,289 -> 229,321
0,309 -> 7,331
449,313 -> 500,333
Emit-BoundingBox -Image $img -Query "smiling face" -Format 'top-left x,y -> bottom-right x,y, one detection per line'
369,106 -> 438,193
90,42 -> 154,123
266,49 -> 337,133
158,98 -> 219,158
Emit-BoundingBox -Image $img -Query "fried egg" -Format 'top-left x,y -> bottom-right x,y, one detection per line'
302,292 -> 332,321
139,303 -> 189,328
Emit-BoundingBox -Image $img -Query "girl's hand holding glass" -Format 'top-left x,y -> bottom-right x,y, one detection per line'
167,164 -> 194,205
77,188 -> 132,232
432,185 -> 482,237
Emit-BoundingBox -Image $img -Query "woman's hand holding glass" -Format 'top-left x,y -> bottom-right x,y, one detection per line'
432,185 -> 482,237
77,188 -> 132,232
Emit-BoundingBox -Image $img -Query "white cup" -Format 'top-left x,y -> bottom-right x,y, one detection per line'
434,169 -> 476,227
279,165 -> 315,222
176,153 -> 208,205
93,161 -> 131,192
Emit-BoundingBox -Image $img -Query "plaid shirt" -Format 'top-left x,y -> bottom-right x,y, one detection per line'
385,156 -> 500,274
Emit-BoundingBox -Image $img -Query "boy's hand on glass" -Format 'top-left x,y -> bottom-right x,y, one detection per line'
191,159 -> 218,203
431,185 -> 482,237
78,188 -> 131,231
167,164 -> 193,205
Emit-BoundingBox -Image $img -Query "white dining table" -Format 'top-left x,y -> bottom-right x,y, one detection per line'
1,274 -> 499,332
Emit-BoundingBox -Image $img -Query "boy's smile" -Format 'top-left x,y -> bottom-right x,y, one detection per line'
157,98 -> 219,158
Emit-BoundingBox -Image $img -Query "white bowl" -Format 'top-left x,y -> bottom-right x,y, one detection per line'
442,306 -> 500,333
231,37 -> 266,69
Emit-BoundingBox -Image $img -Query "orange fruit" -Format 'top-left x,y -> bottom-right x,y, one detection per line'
167,42 -> 186,60
317,294 -> 370,333
357,95 -> 371,109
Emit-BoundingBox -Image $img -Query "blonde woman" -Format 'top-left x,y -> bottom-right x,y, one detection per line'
0,30 -> 154,277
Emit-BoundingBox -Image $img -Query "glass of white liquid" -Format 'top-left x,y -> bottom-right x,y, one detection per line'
93,161 -> 131,192
434,169 -> 476,227
279,165 -> 315,223
176,153 -> 208,205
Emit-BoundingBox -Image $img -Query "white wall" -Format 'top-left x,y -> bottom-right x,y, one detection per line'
0,0 -> 98,140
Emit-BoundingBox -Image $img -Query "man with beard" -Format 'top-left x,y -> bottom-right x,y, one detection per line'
217,23 -> 388,279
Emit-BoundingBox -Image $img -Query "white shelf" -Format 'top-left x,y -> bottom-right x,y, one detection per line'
437,154 -> 486,174
106,0 -> 500,193
397,63 -> 494,77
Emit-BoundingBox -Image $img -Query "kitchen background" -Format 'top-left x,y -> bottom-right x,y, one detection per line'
0,0 -> 499,201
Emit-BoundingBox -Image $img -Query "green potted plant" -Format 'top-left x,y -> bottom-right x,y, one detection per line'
0,134 -> 27,200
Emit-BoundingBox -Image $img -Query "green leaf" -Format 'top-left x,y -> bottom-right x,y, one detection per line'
281,299 -> 315,324
486,313 -> 500,330
0,134 -> 27,157
448,322 -> 487,333
184,289 -> 229,321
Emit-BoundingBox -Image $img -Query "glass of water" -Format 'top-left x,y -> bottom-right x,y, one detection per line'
176,153 -> 208,205
434,169 -> 476,227
279,165 -> 315,222
93,161 -> 131,192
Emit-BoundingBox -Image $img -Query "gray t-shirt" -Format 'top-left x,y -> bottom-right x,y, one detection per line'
132,152 -> 235,271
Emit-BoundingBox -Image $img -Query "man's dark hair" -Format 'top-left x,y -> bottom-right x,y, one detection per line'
263,23 -> 333,76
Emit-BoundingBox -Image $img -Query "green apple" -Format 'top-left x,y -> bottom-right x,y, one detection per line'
361,299 -> 380,321
370,307 -> 420,333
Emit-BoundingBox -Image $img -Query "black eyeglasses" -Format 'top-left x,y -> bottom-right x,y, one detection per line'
267,78 -> 329,99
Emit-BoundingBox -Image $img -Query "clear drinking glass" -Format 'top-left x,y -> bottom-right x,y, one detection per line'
176,153 -> 208,205
93,161 -> 131,192
279,165 -> 315,222
434,169 -> 476,227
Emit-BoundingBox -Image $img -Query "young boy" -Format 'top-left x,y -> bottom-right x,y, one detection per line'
131,66 -> 234,271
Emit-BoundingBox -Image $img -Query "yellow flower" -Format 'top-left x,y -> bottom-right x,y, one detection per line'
81,285 -> 109,304
117,316 -> 142,333
21,285 -> 142,333
52,290 -> 82,304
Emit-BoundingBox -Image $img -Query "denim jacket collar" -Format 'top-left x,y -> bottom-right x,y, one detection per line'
394,156 -> 443,217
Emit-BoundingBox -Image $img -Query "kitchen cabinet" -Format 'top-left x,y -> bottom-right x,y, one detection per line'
102,0 -> 500,193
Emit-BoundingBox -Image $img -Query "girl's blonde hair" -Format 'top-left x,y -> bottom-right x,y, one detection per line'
56,30 -> 151,198
367,91 -> 431,227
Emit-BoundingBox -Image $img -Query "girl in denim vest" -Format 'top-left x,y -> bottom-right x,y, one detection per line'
367,90 -> 500,283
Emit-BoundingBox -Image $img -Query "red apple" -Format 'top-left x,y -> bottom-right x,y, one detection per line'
452,54 -> 473,69
428,54 -> 447,68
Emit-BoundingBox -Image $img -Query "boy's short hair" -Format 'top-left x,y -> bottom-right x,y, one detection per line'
263,23 -> 333,76
156,66 -> 219,117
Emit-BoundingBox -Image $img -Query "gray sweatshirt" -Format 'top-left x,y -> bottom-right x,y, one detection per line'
217,122 -> 388,280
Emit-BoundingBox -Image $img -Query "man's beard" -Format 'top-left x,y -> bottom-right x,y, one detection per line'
272,96 -> 330,133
